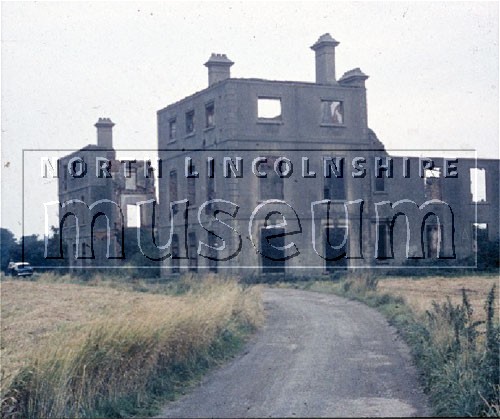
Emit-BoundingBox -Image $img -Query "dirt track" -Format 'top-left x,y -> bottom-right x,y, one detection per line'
159,288 -> 430,418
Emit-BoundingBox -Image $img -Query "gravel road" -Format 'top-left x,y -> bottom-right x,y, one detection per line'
159,288 -> 430,418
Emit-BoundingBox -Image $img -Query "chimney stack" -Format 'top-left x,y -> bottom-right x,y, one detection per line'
339,68 -> 369,87
204,53 -> 234,86
311,33 -> 340,85
95,118 -> 114,149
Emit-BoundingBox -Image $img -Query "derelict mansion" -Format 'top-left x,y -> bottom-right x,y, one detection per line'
58,34 -> 499,274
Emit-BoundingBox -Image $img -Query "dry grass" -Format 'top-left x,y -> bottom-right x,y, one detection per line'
378,275 -> 499,321
1,276 -> 263,417
1,281 -> 142,387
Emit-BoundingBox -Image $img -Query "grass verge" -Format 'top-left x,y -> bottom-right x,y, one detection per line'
283,275 -> 499,417
1,275 -> 263,418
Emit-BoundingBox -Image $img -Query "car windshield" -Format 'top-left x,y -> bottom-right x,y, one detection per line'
16,263 -> 30,267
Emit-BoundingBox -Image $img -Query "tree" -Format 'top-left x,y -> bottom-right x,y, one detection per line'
122,227 -> 161,277
21,234 -> 46,267
0,228 -> 20,272
477,239 -> 500,271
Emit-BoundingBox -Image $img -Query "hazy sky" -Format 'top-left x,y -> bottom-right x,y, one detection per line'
1,1 -> 498,238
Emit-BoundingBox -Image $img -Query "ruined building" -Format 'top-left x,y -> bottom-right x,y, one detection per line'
57,118 -> 156,269
156,34 -> 499,275
58,34 -> 498,274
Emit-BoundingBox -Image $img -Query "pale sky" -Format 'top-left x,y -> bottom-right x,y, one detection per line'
1,1 -> 498,238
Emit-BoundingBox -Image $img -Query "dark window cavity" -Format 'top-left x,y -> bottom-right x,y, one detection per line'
259,157 -> 284,200
205,102 -> 215,128
324,177 -> 346,200
188,232 -> 198,272
169,118 -> 177,141
375,176 -> 385,192
171,234 -> 180,273
186,110 -> 195,135
187,176 -> 196,204
325,227 -> 348,271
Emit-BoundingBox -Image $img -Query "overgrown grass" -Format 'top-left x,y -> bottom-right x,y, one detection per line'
286,274 -> 500,417
1,275 -> 263,418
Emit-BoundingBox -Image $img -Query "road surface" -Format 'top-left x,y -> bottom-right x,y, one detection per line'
159,288 -> 430,417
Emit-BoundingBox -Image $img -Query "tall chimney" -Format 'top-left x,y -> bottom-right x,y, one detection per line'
95,118 -> 114,149
204,53 -> 234,86
311,33 -> 340,85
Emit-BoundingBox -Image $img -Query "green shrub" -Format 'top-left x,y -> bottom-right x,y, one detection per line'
412,288 -> 498,416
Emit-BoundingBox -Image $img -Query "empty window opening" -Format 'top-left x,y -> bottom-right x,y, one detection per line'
169,118 -> 177,141
325,227 -> 348,271
63,165 -> 68,190
169,170 -> 178,217
171,234 -> 180,273
321,100 -> 343,125
208,232 -> 218,273
169,170 -> 178,202
259,158 -> 284,199
205,102 -> 215,128
261,227 -> 285,273
324,177 -> 346,200
188,232 -> 198,272
127,204 -> 139,228
472,223 -> 488,252
187,176 -> 196,204
264,211 -> 286,231
258,98 -> 282,120
376,224 -> 389,259
125,168 -> 137,190
426,224 -> 443,259
470,168 -> 486,202
79,196 -> 86,224
424,167 -> 441,179
374,176 -> 385,192
186,110 -> 195,135
424,167 -> 442,200
206,176 -> 216,214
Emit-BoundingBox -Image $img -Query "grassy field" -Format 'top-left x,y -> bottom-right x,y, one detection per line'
1,275 -> 263,418
378,275 -> 499,322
